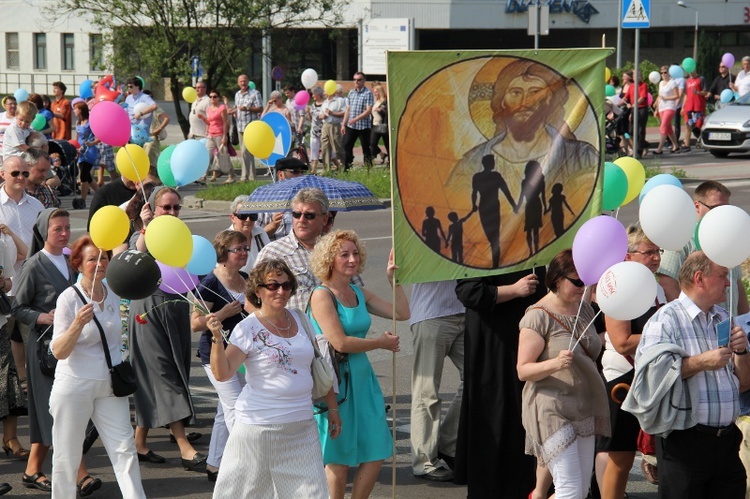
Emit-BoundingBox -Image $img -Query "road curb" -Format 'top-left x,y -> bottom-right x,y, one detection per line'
182,195 -> 392,213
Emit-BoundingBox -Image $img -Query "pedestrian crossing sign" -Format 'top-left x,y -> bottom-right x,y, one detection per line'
622,0 -> 650,28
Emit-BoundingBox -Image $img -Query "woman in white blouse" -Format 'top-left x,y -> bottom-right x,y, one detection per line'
49,235 -> 145,498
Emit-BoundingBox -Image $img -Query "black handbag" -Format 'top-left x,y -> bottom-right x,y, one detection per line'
0,289 -> 11,315
73,287 -> 137,397
231,116 -> 240,146
37,326 -> 57,377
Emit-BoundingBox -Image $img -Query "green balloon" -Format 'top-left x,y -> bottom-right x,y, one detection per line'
248,81 -> 256,90
605,84 -> 616,97
602,161 -> 628,210
682,57 -> 696,74
31,114 -> 46,131
136,76 -> 146,89
157,145 -> 177,187
694,218 -> 701,250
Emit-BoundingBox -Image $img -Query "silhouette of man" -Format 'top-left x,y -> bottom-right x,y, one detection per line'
471,155 -> 515,268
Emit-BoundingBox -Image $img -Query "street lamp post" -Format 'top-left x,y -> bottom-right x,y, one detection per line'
677,1 -> 698,62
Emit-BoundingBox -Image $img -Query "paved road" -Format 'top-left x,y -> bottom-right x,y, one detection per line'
3,143 -> 750,497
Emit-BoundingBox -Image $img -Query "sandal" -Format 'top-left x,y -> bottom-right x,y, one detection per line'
22,472 -> 51,492
77,475 -> 102,497
3,437 -> 30,459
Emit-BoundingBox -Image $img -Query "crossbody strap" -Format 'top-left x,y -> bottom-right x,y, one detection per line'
532,306 -> 593,359
72,286 -> 114,370
290,308 -> 324,360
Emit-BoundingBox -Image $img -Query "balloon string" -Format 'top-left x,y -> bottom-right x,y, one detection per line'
567,288 -> 588,350
122,145 -> 148,202
614,207 -> 621,220
90,249 -> 103,300
168,267 -> 209,313
570,309 -> 602,353
730,267 -> 734,326
194,285 -> 247,319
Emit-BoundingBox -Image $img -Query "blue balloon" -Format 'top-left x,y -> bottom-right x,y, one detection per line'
668,65 -> 684,79
79,80 -> 94,99
13,88 -> 28,102
199,138 -> 208,145
171,139 -> 210,186
186,235 -> 217,275
720,88 -> 734,104
639,174 -> 683,204
130,124 -> 151,146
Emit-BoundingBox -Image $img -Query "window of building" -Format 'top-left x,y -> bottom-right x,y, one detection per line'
5,33 -> 19,70
62,33 -> 75,70
89,34 -> 103,71
34,33 -> 47,70
640,32 -> 673,49
719,31 -> 739,46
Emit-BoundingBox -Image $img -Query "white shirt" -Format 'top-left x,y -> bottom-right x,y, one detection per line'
232,313 -> 314,425
41,250 -> 70,281
736,70 -> 750,98
189,95 -> 210,138
52,283 -> 123,381
409,280 -> 465,326
125,91 -> 156,127
0,186 -> 44,280
2,123 -> 30,160
0,234 -> 16,328
0,112 -> 13,158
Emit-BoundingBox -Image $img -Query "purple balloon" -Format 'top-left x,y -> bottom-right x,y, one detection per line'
572,216 -> 628,285
71,97 -> 84,107
156,261 -> 199,294
722,53 -> 735,69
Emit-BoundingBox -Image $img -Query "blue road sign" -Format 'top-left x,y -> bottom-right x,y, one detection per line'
259,112 -> 292,167
622,0 -> 650,28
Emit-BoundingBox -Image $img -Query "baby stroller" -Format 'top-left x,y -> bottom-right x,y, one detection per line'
48,140 -> 78,198
605,113 -> 624,156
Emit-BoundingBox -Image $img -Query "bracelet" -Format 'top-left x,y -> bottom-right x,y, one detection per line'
735,349 -> 749,356
210,337 -> 222,344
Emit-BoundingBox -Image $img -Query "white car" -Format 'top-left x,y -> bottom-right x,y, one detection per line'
701,92 -> 750,157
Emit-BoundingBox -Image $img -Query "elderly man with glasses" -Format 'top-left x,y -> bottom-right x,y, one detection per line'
257,157 -> 308,241
189,81 -> 210,140
341,72 -> 374,171
704,62 -> 735,108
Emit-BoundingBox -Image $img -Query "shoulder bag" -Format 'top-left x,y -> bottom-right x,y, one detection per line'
73,287 -> 137,397
37,325 -> 57,377
292,308 -> 334,403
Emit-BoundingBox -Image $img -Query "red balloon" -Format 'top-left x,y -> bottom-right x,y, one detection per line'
68,139 -> 80,149
95,75 -> 121,102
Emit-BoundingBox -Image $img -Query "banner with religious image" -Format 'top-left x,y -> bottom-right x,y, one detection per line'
389,49 -> 610,284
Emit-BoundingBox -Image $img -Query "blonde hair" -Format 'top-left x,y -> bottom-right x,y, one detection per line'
309,230 -> 367,282
626,225 -> 654,253
373,83 -> 387,100
16,101 -> 37,121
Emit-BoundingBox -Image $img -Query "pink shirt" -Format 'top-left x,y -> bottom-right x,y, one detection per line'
207,104 -> 226,137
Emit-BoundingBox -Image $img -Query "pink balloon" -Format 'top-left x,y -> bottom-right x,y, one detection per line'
647,93 -> 654,107
156,261 -> 199,294
722,53 -> 735,69
572,215 -> 628,285
294,90 -> 310,106
89,101 -> 131,147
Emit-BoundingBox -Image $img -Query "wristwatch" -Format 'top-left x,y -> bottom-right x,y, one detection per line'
734,348 -> 749,356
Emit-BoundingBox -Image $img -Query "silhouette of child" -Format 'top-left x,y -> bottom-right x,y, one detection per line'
546,182 -> 575,237
516,160 -> 547,256
421,206 -> 447,253
445,211 -> 473,264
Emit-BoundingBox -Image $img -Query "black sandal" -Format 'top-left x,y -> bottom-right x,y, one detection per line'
77,475 -> 102,497
21,472 -> 52,492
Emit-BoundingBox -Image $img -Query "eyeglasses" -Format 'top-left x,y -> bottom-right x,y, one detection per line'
563,276 -> 586,288
292,211 -> 324,220
629,248 -> 664,258
258,281 -> 292,291
227,246 -> 251,254
660,71 -> 668,74
8,170 -> 30,178
698,200 -> 722,211
210,95 -> 219,99
157,204 -> 182,212
234,213 -> 258,221
127,84 -> 133,88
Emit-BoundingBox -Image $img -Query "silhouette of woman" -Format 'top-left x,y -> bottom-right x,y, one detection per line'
516,160 -> 547,256
421,206 -> 446,253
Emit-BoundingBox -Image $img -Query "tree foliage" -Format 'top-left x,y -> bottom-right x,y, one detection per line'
50,0 -> 346,136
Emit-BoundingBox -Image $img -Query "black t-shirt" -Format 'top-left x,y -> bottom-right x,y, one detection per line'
86,178 -> 137,231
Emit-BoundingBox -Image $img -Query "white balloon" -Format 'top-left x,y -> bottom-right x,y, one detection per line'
597,261 -> 658,321
133,102 -> 151,117
698,205 -> 750,268
638,185 -> 695,251
648,71 -> 661,85
301,68 -> 318,90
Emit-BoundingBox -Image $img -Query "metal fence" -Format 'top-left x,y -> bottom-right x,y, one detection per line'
0,72 -> 106,97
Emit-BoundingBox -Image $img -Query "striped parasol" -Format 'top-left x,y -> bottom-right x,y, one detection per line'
237,175 -> 385,213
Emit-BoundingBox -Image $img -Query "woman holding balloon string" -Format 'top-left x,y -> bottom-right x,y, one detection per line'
73,102 -> 100,209
190,230 -> 250,482
517,249 -> 609,499
128,186 -> 207,470
594,226 -> 666,499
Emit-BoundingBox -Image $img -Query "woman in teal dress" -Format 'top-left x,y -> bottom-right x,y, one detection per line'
308,230 -> 410,499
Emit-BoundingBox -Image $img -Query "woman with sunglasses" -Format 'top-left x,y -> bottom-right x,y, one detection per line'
228,196 -> 269,273
518,249 -> 609,499
307,230 -> 409,499
204,89 -> 236,184
128,186 -> 206,471
190,230 -> 250,482
205,259 -> 340,497
653,66 -> 681,155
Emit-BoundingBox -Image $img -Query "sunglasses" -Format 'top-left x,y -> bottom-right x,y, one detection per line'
258,281 -> 292,291
660,71 -> 668,74
292,211 -> 324,220
8,170 -> 30,178
234,213 -> 258,221
158,204 -> 182,212
353,78 -> 364,82
227,246 -> 251,254
698,200 -> 722,211
281,168 -> 304,175
127,84 -> 134,88
210,95 -> 219,99
564,276 -> 586,288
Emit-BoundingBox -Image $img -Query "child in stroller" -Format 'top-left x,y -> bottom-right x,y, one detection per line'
48,139 -> 78,198
604,98 -> 628,157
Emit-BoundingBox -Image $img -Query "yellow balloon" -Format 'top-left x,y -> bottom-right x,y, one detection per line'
243,121 -> 275,159
89,205 -> 129,251
144,216 -> 193,268
116,144 -> 150,182
605,67 -> 611,83
182,86 -> 197,104
324,80 -> 337,95
614,156 -> 645,205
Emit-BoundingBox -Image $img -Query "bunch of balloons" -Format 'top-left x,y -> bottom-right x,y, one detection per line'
601,157 -> 646,210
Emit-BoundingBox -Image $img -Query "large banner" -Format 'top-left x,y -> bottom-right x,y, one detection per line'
390,49 -> 610,284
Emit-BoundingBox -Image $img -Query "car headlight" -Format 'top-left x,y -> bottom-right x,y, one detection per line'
743,119 -> 750,128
